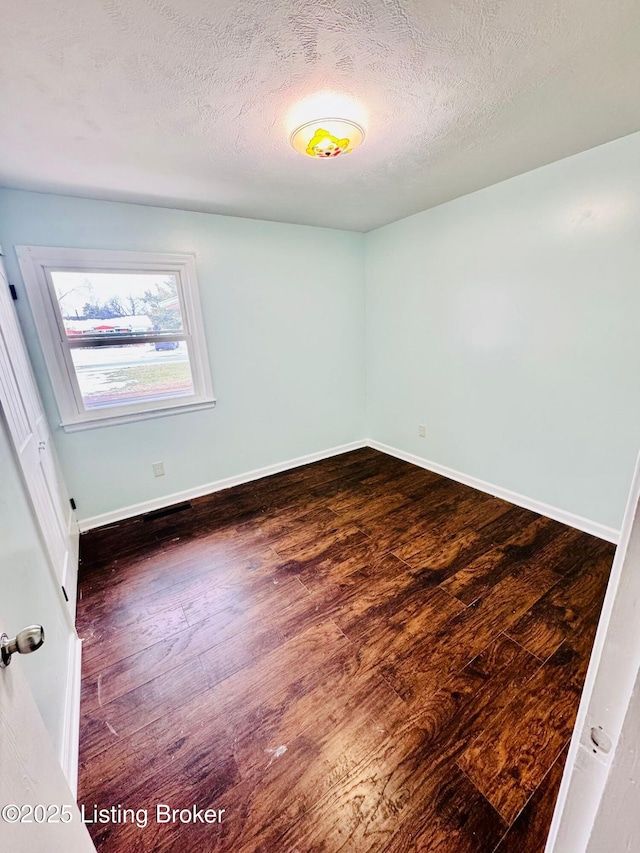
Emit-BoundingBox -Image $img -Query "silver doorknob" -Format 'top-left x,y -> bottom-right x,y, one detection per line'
1,626 -> 45,667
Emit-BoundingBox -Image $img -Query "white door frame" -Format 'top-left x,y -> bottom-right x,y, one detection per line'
545,451 -> 640,852
0,248 -> 83,788
0,247 -> 78,625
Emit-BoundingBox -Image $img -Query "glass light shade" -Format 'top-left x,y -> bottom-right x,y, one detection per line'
290,118 -> 365,158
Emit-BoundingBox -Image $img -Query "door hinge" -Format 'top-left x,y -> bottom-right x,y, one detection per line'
8,283 -> 18,301
69,497 -> 77,510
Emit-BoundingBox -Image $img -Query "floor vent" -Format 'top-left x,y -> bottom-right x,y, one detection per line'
142,501 -> 193,522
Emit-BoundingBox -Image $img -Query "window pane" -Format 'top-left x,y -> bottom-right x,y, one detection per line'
49,271 -> 184,338
70,342 -> 194,410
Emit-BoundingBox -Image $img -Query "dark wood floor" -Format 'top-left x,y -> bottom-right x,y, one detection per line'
77,448 -> 614,853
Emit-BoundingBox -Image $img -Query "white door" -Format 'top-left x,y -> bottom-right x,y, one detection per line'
0,252 -> 77,613
545,452 -> 640,852
0,614 -> 96,853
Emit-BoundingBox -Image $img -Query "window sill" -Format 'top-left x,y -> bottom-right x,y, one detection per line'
60,398 -> 217,432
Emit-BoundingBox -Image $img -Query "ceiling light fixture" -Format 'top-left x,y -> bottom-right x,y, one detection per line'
290,118 -> 365,159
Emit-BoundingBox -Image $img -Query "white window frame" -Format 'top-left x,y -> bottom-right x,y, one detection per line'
16,246 -> 215,431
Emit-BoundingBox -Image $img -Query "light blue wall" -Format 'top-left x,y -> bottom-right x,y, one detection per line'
2,132 -> 639,532
366,131 -> 640,530
0,190 -> 366,522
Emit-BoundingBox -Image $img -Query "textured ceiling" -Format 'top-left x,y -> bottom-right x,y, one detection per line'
1,0 -> 639,231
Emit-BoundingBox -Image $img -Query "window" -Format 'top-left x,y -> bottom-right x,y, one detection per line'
16,247 -> 215,430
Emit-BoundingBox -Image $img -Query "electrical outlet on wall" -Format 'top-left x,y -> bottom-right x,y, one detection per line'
152,461 -> 165,478
418,425 -> 426,438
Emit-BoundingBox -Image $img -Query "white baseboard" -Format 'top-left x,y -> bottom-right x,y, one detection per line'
78,436 -> 620,544
78,440 -> 367,531
367,440 -> 620,544
60,633 -> 83,797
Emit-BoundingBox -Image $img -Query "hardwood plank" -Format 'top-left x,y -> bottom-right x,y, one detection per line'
80,657 -> 210,764
384,764 -> 507,853
274,529 -> 396,591
231,647 -> 408,780
389,466 -> 467,501
325,487 -> 413,523
439,516 -> 570,605
183,595 -> 330,690
352,482 -> 475,552
505,539 -> 613,660
336,586 -> 468,683
392,490 -> 515,566
143,546 -> 284,613
81,584 -> 319,712
86,745 -> 240,852
412,633 -> 541,746
98,676 -> 392,853
198,619 -> 350,707
79,531 -> 278,603
270,515 -> 366,562
310,550 -> 425,624
456,613 -> 600,824
79,691 -> 234,806
379,540 -> 566,705
391,503 -> 540,586
80,604 -> 189,676
276,635 -> 536,852
181,571 -> 309,626
492,744 -> 569,853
